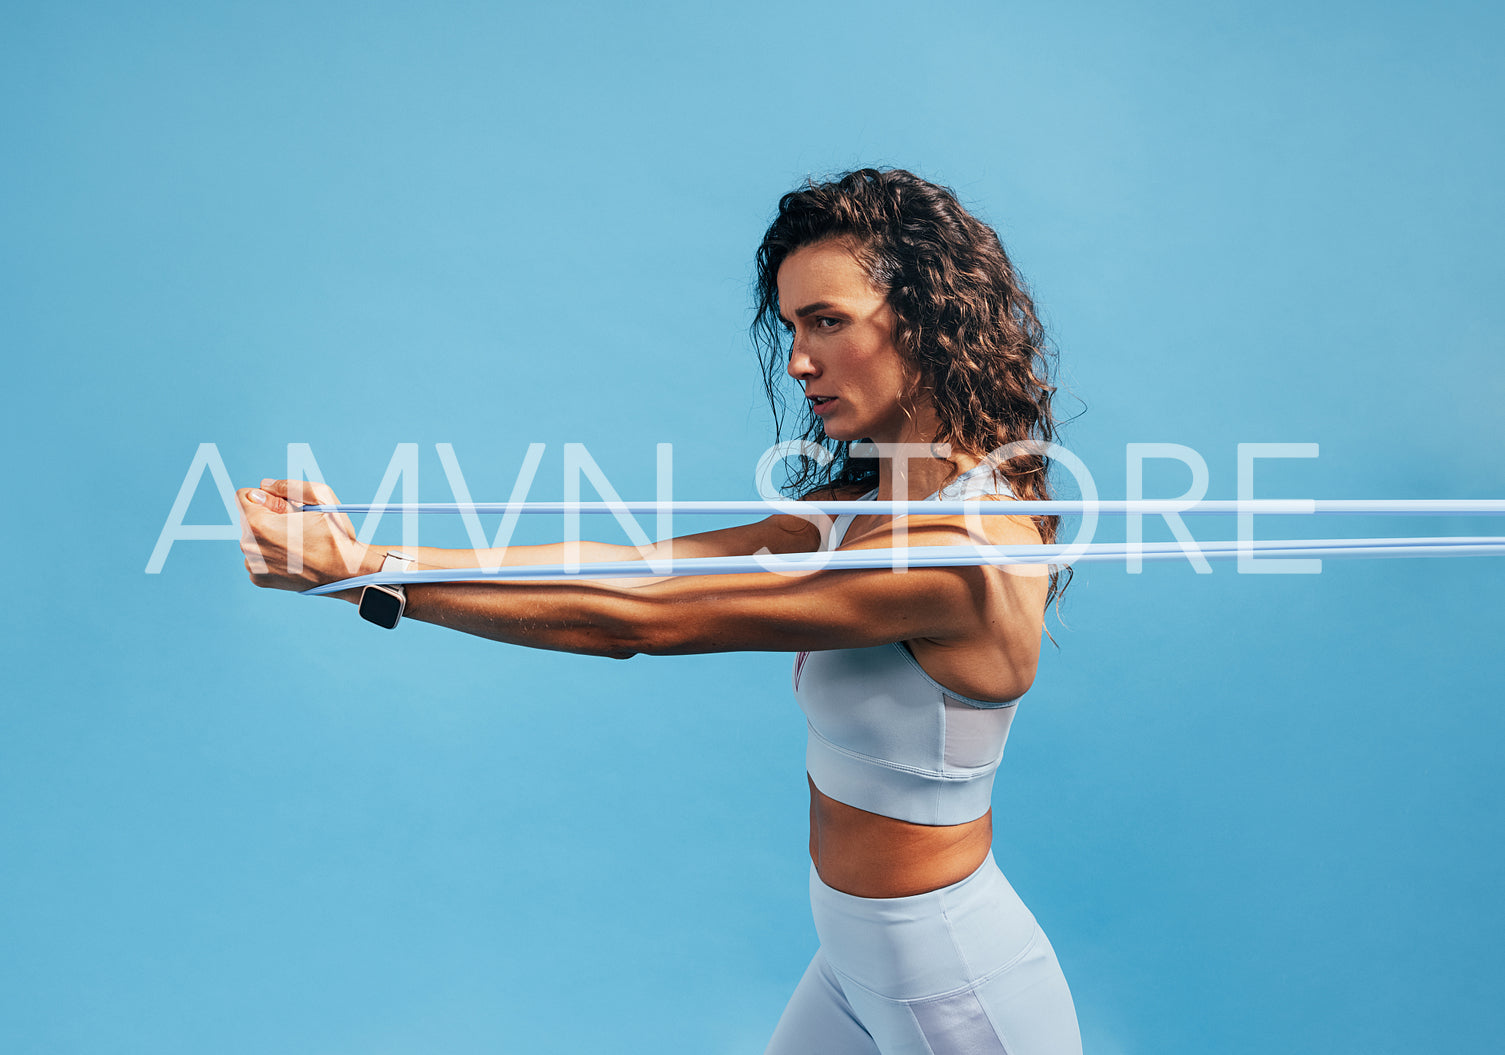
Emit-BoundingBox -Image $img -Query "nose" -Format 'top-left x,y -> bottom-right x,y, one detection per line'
786,335 -> 818,382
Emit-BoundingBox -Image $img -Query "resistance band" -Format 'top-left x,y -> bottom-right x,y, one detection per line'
305,535 -> 1505,596
307,499 -> 1505,517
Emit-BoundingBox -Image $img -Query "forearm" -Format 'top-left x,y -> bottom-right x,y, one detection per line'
398,579 -> 664,659
339,541 -> 668,607
384,539 -> 655,571
247,483 -> 677,623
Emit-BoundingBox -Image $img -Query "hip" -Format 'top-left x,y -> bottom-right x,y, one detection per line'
808,851 -> 1042,1001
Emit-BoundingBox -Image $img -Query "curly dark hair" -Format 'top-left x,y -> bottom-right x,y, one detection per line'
752,167 -> 1071,605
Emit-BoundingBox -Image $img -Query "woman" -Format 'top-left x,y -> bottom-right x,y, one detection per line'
239,168 -> 1082,1054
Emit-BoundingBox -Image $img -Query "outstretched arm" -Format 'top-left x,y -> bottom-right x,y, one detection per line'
391,541 -> 1036,660
238,481 -> 1047,660
238,478 -> 832,593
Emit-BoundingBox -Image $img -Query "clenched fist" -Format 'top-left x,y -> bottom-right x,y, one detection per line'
238,479 -> 375,596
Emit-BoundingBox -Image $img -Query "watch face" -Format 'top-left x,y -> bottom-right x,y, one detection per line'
359,586 -> 405,629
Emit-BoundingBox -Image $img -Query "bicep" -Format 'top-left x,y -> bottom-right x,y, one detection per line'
630,563 -> 987,655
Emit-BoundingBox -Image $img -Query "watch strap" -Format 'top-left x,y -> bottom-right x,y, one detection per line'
380,551 -> 415,577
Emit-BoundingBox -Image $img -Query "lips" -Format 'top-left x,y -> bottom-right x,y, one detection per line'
808,395 -> 837,415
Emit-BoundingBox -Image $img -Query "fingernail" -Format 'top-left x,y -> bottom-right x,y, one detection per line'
248,489 -> 266,504
260,479 -> 272,488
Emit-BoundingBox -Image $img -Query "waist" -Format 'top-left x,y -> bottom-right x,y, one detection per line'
808,775 -> 994,898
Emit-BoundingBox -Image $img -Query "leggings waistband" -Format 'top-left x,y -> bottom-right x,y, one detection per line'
808,852 -> 1040,999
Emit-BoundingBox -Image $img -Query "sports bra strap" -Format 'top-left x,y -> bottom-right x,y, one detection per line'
826,489 -> 880,551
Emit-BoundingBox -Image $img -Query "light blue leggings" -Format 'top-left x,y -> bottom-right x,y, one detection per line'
765,854 -> 1081,1055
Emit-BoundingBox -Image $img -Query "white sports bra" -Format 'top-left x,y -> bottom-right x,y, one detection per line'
792,463 -> 1020,826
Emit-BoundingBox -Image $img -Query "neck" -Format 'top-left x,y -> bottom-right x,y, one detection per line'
864,398 -> 978,500
869,435 -> 980,501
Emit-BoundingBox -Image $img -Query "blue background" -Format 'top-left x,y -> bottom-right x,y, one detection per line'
4,2 -> 1503,1052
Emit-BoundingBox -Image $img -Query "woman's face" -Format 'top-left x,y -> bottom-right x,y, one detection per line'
778,239 -> 934,445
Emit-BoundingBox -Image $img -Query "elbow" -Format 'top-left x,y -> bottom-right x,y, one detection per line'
596,622 -> 679,659
561,631 -> 640,661
584,595 -> 683,659
567,622 -> 643,660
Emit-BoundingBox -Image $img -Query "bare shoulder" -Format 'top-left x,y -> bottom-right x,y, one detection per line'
898,495 -> 1050,699
960,495 -> 1051,603
972,493 -> 1046,547
838,491 -> 1050,632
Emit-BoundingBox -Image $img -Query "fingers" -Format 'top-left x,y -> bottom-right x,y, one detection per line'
259,479 -> 301,506
258,479 -> 356,539
261,479 -> 339,507
239,486 -> 299,515
236,489 -> 273,573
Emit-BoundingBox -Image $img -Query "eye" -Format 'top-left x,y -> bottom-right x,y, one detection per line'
814,316 -> 839,329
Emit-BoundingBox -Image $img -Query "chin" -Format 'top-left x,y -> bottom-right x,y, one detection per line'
815,411 -> 857,441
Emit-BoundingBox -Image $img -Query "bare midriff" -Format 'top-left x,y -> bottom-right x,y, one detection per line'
808,775 -> 994,898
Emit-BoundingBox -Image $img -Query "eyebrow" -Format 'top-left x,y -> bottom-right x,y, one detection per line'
779,301 -> 837,327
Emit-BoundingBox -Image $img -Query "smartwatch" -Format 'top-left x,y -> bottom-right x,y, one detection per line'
358,551 -> 414,629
